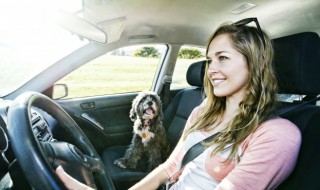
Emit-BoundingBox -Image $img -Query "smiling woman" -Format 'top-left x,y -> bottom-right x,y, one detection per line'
0,0 -> 87,97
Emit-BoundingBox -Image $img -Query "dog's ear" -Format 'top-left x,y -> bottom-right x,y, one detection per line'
130,99 -> 137,121
154,93 -> 163,119
129,107 -> 137,121
155,94 -> 162,109
129,92 -> 141,121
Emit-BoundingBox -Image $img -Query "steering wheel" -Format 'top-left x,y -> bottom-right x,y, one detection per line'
7,92 -> 115,190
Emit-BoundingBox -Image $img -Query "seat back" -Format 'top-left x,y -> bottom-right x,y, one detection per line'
163,60 -> 206,148
272,32 -> 320,190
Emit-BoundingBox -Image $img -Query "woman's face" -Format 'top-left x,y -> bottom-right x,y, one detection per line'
207,34 -> 249,101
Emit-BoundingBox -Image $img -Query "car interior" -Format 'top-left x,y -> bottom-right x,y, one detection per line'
0,0 -> 320,190
0,31 -> 319,190
102,32 -> 320,190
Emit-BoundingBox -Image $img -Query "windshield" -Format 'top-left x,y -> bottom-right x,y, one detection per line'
0,0 -> 88,97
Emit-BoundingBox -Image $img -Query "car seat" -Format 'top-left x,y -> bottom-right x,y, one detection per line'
101,60 -> 206,190
272,32 -> 320,190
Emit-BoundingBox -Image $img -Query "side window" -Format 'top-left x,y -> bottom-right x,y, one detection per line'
54,44 -> 167,99
171,45 -> 206,89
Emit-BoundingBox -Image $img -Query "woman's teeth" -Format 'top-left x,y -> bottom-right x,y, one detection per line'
212,79 -> 225,84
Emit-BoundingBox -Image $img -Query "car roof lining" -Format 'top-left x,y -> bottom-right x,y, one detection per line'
81,0 -> 320,46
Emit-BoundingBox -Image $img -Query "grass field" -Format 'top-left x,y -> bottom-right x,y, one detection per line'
56,55 -> 199,98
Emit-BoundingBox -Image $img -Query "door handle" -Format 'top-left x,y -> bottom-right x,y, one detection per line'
80,102 -> 95,110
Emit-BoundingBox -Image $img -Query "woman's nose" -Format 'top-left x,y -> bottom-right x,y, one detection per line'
207,59 -> 219,71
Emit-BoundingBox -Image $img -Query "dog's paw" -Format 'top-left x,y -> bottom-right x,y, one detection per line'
114,159 -> 127,169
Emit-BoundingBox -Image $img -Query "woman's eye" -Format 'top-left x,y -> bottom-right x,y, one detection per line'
219,56 -> 228,61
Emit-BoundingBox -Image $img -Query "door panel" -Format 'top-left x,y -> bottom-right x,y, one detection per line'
51,45 -> 171,153
56,93 -> 138,154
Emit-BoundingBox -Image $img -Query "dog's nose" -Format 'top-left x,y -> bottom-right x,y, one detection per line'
147,101 -> 153,106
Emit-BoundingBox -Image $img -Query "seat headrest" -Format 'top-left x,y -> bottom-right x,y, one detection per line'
186,60 -> 206,87
273,32 -> 320,96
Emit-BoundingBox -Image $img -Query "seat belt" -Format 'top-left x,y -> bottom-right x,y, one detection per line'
181,132 -> 220,168
162,75 -> 172,109
158,132 -> 220,190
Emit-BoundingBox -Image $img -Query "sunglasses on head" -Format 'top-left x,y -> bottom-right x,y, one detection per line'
234,17 -> 266,49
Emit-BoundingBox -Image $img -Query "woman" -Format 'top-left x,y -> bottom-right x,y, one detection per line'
56,18 -> 301,190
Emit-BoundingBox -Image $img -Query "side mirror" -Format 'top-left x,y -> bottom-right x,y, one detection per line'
53,84 -> 68,100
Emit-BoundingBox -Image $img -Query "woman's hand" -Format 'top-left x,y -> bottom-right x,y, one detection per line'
55,166 -> 94,190
129,165 -> 169,190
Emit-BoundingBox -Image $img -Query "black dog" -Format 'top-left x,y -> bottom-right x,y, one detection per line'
114,91 -> 170,171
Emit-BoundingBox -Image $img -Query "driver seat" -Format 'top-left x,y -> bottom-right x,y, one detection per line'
273,32 -> 320,190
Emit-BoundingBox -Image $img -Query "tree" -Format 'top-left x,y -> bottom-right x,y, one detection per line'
134,47 -> 160,58
178,48 -> 202,59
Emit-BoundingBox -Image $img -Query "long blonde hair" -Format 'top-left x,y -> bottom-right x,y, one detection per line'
182,23 -> 278,160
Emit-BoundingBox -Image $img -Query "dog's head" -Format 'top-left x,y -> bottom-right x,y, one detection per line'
129,91 -> 162,121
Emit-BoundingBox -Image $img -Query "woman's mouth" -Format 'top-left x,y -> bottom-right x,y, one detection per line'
212,79 -> 226,85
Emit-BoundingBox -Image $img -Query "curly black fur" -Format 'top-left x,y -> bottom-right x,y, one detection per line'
114,91 -> 170,171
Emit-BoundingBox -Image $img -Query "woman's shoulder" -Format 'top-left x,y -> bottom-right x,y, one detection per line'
258,117 -> 300,136
188,99 -> 207,120
243,117 -> 301,148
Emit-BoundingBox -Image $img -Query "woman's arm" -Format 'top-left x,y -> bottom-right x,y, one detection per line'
129,165 -> 169,190
55,164 -> 168,190
216,118 -> 301,190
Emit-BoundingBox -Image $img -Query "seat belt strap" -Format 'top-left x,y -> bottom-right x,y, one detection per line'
181,132 -> 220,168
162,75 -> 172,109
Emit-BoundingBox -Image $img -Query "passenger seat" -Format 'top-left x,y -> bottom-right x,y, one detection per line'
102,60 -> 206,190
163,60 -> 205,148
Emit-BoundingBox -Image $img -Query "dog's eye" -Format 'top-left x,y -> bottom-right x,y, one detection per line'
140,97 -> 146,102
151,97 -> 158,102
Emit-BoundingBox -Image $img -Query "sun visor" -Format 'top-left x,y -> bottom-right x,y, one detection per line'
97,17 -> 127,44
54,11 -> 126,44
